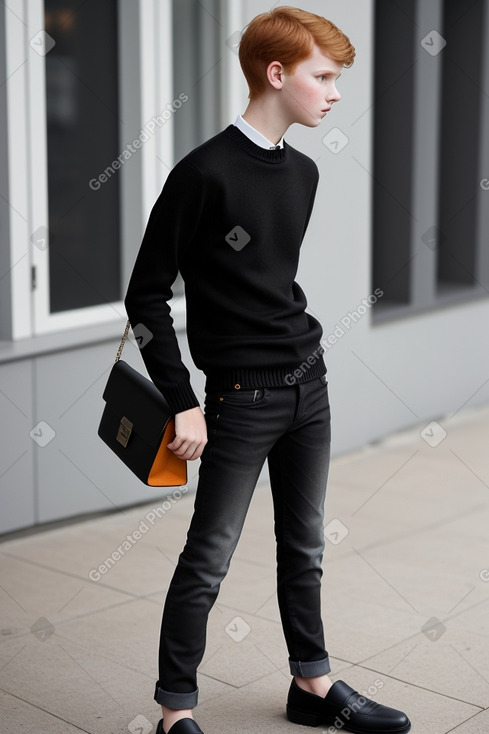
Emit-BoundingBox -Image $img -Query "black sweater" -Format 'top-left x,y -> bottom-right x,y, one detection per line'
124,124 -> 326,414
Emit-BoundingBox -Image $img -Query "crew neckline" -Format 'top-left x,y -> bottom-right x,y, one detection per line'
224,125 -> 288,163
234,114 -> 285,149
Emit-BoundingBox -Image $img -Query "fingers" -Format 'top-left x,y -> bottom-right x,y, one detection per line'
168,406 -> 208,460
167,434 -> 207,461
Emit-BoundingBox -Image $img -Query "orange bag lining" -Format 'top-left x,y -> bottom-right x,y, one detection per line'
148,419 -> 187,487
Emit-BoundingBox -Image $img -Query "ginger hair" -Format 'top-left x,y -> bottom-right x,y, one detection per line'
238,6 -> 355,99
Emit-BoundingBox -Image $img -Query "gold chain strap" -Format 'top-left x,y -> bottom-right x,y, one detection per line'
115,320 -> 131,363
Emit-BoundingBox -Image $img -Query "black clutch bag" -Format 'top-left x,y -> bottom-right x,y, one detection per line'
98,321 -> 187,487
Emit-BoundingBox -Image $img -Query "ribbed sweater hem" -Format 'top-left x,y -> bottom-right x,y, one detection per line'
204,355 -> 326,392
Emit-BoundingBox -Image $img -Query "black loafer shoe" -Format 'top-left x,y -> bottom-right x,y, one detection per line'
156,718 -> 204,734
287,679 -> 410,733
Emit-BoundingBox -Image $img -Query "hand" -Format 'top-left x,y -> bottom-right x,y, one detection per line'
167,406 -> 207,460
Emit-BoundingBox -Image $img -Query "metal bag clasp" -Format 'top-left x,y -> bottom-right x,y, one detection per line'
116,416 -> 133,447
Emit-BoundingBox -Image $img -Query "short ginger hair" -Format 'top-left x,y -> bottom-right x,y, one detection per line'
238,6 -> 355,99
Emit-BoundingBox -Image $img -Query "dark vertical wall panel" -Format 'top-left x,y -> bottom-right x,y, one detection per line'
437,0 -> 485,287
372,0 -> 416,304
45,0 -> 121,313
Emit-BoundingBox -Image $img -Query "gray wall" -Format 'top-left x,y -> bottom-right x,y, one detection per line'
230,0 -> 489,454
0,329 -> 206,536
1,0 -> 488,535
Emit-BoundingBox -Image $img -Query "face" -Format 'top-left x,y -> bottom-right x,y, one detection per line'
278,46 -> 342,127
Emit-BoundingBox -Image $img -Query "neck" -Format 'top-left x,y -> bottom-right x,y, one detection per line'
242,96 -> 291,145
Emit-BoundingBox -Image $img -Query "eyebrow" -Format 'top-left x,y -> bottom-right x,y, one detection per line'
316,70 -> 342,78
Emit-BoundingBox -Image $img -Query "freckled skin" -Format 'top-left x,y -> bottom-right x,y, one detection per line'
281,46 -> 343,127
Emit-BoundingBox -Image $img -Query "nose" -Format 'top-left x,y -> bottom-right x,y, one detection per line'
328,84 -> 341,104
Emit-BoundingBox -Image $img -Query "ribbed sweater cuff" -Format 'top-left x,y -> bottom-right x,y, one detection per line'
163,380 -> 200,415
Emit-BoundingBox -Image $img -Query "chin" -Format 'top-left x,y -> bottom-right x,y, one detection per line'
305,111 -> 325,127
302,117 -> 322,128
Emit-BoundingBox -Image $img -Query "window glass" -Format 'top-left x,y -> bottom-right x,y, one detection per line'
44,0 -> 120,313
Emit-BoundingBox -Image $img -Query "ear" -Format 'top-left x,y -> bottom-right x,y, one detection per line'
266,60 -> 284,91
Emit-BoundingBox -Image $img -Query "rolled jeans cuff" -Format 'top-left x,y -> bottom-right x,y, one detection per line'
154,684 -> 199,709
289,655 -> 331,678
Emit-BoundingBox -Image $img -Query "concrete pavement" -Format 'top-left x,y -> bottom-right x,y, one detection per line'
1,403 -> 489,733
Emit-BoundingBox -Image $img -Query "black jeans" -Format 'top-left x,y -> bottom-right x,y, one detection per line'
154,376 -> 332,709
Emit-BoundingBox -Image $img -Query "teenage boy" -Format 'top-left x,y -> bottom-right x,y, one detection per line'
125,6 -> 411,734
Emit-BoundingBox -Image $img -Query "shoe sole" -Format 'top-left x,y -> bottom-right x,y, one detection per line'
287,705 -> 411,733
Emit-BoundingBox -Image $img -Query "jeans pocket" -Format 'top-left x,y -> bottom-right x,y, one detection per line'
219,387 -> 266,406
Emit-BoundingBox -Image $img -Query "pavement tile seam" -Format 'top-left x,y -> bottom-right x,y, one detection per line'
352,592 -> 489,654
221,552 -> 276,570
355,630 -> 476,671
445,711 -> 489,734
1,559 -> 478,681
0,406 -> 487,732
333,614 -> 489,700
52,630 -> 158,680
0,686 -> 91,732
212,600 -> 281,621
0,630 -> 149,683
6,498 -> 482,601
0,593 -> 163,646
0,548 -> 172,602
197,664 -> 285,690
344,662 -> 487,711
196,671 -> 243,695
1,548 -> 140,589
0,631 -> 235,730
190,666 -> 482,734
320,504 -> 487,560
200,601 -> 426,693
356,640 -> 489,709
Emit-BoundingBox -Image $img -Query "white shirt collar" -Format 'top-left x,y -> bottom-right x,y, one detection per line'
234,114 -> 284,149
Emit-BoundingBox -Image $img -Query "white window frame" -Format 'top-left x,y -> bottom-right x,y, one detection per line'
5,0 -> 174,337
